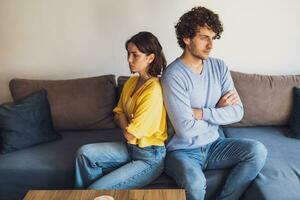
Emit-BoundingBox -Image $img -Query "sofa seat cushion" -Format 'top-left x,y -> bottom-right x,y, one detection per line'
0,129 -> 124,200
0,127 -> 230,200
223,126 -> 300,200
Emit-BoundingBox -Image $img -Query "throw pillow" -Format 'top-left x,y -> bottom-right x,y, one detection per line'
0,90 -> 61,154
288,87 -> 300,138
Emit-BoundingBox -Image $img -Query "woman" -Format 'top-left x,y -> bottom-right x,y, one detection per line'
75,31 -> 168,189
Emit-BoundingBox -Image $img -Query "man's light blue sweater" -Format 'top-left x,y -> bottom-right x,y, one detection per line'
161,57 -> 244,151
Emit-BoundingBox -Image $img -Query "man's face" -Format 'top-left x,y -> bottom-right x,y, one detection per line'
184,26 -> 216,60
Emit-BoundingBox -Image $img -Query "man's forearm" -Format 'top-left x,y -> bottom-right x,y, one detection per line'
202,104 -> 244,125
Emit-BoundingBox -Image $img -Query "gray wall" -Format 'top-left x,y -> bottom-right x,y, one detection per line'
1,0 -> 300,103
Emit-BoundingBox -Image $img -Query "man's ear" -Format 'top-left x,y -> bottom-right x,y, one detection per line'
147,53 -> 155,64
183,37 -> 190,46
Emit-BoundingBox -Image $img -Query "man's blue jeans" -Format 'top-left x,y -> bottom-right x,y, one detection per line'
165,137 -> 267,200
75,142 -> 166,189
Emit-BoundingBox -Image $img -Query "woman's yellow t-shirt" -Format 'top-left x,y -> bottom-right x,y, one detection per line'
113,76 -> 167,147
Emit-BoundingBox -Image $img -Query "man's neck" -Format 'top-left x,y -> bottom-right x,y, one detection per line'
180,50 -> 204,74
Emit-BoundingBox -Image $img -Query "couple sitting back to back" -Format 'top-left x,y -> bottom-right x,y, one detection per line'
75,6 -> 267,200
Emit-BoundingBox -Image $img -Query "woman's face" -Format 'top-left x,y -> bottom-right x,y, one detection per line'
127,42 -> 154,74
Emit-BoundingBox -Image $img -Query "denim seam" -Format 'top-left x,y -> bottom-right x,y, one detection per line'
206,155 -> 243,167
81,154 -> 128,168
110,161 -> 161,189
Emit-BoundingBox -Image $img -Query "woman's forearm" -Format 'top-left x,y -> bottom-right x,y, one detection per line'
114,113 -> 129,132
115,113 -> 135,141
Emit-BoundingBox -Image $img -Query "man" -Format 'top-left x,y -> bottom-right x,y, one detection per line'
161,6 -> 267,200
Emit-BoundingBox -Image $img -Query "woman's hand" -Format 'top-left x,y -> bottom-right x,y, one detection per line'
123,131 -> 135,141
127,113 -> 134,123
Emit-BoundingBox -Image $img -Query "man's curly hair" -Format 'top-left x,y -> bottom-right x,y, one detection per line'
175,6 -> 223,49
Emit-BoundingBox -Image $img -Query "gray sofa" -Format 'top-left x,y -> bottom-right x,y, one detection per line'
0,72 -> 299,200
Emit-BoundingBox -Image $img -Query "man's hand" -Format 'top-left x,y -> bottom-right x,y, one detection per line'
217,90 -> 240,108
192,108 -> 203,120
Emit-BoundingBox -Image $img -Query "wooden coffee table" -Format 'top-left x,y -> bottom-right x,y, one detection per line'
23,189 -> 186,200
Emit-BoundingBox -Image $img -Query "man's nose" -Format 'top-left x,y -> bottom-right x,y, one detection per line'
207,39 -> 213,49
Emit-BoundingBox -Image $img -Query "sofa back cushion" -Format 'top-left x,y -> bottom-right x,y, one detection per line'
117,76 -> 130,99
231,71 -> 300,126
9,75 -> 117,131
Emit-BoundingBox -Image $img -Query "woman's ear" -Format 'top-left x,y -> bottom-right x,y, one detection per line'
147,53 -> 155,64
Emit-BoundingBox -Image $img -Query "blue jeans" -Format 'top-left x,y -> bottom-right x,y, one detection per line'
165,138 -> 267,200
75,142 -> 166,189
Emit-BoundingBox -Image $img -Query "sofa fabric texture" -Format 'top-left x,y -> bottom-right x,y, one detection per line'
0,90 -> 61,154
230,71 -> 300,127
0,129 -> 228,200
9,75 -> 117,131
223,126 -> 300,200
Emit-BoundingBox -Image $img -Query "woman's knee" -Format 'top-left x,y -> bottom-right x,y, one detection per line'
76,143 -> 98,158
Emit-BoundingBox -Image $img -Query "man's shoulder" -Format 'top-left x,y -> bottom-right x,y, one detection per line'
164,58 -> 185,75
207,57 -> 226,66
206,57 -> 228,73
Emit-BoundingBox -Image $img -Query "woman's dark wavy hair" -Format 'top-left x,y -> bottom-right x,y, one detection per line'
125,32 -> 167,77
175,6 -> 223,49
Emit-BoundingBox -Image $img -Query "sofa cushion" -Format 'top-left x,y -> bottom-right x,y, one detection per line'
288,87 -> 300,138
0,127 -> 230,200
9,75 -> 117,131
0,128 -> 125,200
223,126 -> 300,200
230,71 -> 300,126
116,76 -> 130,99
0,90 -> 61,154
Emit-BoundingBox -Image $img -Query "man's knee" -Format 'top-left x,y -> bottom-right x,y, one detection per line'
245,140 -> 268,168
165,156 -> 206,191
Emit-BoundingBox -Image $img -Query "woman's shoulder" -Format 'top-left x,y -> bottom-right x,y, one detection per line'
123,76 -> 138,88
144,77 -> 163,93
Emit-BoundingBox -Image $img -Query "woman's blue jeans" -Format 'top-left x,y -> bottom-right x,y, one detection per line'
165,137 -> 268,200
75,142 -> 166,189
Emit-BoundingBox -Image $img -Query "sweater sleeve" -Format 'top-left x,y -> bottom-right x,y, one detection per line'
202,62 -> 244,125
126,84 -> 164,139
161,74 -> 216,139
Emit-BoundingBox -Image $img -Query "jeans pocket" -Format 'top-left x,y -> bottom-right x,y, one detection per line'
132,145 -> 165,162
